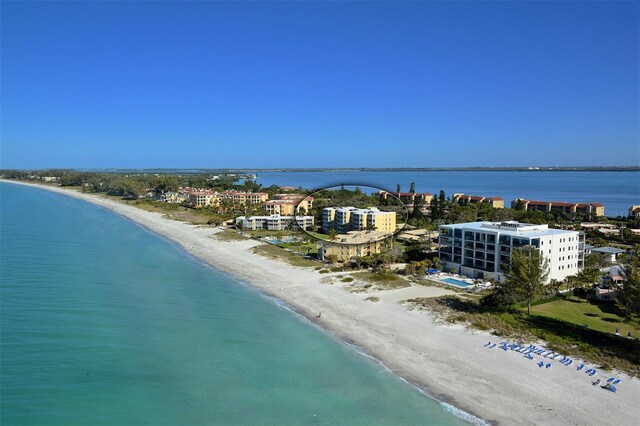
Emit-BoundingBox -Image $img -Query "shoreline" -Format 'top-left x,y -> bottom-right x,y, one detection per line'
3,179 -> 639,426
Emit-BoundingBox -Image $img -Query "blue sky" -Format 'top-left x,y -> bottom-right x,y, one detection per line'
1,1 -> 638,169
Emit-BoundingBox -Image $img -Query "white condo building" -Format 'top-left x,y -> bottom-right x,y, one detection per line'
438,221 -> 584,283
236,215 -> 314,231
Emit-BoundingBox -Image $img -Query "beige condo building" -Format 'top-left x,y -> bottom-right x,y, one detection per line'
317,231 -> 386,262
322,207 -> 396,234
264,194 -> 314,215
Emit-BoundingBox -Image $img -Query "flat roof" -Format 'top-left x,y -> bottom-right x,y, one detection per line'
321,231 -> 389,244
441,221 -> 577,237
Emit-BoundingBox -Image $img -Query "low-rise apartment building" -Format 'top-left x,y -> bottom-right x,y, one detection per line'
160,191 -> 188,204
322,207 -> 396,234
317,231 -> 386,262
438,221 -> 584,283
629,205 -> 640,219
183,188 -> 219,207
379,191 -> 432,206
220,190 -> 269,204
453,194 -> 504,208
512,199 -> 604,217
236,214 -> 314,231
264,194 -> 314,215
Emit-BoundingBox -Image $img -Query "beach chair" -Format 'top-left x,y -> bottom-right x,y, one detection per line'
607,377 -> 615,383
585,368 -> 592,374
484,342 -> 491,347
546,363 -> 551,368
613,379 -> 621,385
538,361 -> 544,368
489,343 -> 496,349
525,353 -> 534,360
590,370 -> 597,377
566,360 -> 572,366
577,364 -> 584,371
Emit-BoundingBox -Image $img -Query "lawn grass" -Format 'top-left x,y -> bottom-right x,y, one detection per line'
252,244 -> 319,268
407,295 -> 640,376
276,241 -> 318,255
529,297 -> 640,337
306,231 -> 330,241
244,229 -> 303,238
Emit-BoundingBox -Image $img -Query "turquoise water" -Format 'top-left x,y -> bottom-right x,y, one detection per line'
0,183 -> 469,425
441,278 -> 473,288
254,171 -> 640,216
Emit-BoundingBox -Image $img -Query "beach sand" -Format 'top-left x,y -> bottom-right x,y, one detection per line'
4,180 -> 639,425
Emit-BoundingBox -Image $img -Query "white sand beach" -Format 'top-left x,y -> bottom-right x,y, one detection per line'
4,180 -> 639,425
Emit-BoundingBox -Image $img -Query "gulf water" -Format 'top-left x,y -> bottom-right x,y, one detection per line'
254,171 -> 639,217
0,182 -> 469,425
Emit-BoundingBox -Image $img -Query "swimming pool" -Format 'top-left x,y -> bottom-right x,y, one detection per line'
441,277 -> 474,288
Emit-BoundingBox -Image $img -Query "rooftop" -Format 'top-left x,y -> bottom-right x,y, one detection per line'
442,221 -> 577,237
330,231 -> 389,244
590,246 -> 626,255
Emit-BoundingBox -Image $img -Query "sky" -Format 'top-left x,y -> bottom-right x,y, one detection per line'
1,1 -> 638,169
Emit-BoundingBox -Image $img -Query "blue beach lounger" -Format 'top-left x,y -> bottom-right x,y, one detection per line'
538,361 -> 544,368
613,379 -> 621,385
525,353 -> 534,360
546,363 -> 551,368
577,364 -> 584,371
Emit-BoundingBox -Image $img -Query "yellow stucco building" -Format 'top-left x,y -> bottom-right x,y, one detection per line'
317,231 -> 386,262
322,207 -> 396,234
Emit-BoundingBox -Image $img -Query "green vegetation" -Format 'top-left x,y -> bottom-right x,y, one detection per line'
129,198 -> 233,225
275,241 -> 318,256
352,271 -> 410,290
617,259 -> 640,316
341,277 -> 354,283
365,296 -> 380,303
507,246 -> 549,315
482,246 -> 550,314
212,230 -> 248,242
306,231 -> 329,241
252,244 -> 318,268
407,295 -> 640,376
530,297 -> 640,336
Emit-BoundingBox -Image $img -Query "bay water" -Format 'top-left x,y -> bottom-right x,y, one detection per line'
253,171 -> 639,217
0,182 -> 469,425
